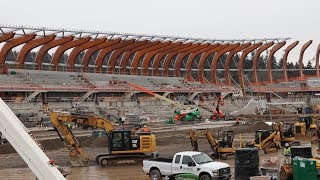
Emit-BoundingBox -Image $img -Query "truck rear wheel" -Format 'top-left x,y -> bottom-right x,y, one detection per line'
149,169 -> 161,180
199,173 -> 211,180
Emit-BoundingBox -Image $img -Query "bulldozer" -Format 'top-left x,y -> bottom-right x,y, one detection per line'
189,129 -> 235,159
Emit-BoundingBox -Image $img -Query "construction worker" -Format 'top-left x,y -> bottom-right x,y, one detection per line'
235,118 -> 240,125
283,143 -> 291,165
142,125 -> 150,132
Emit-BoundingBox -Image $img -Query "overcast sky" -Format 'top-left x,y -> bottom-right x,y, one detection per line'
0,0 -> 319,65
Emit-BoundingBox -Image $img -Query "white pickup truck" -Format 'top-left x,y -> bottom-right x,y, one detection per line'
143,151 -> 231,180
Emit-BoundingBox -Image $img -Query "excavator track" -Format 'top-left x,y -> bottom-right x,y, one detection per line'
96,153 -> 150,166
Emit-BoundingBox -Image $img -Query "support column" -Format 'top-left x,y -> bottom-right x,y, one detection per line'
22,90 -> 47,103
188,92 -> 200,101
81,39 -> 121,72
162,44 -> 200,77
35,36 -> 74,68
162,92 -> 172,98
95,39 -> 135,73
210,43 -> 240,84
298,40 -> 312,79
67,38 -> 106,71
17,35 -> 56,66
225,43 -> 251,85
238,42 -> 263,93
283,41 -> 299,82
0,34 -> 36,65
51,37 -> 91,67
252,42 -> 274,85
131,41 -> 171,75
79,91 -> 96,101
152,43 -> 192,76
141,42 -> 181,76
185,44 -> 220,81
316,44 -> 320,77
267,41 -> 286,84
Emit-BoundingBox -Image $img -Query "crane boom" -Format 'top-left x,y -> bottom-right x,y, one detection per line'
0,99 -> 65,180
127,82 -> 191,110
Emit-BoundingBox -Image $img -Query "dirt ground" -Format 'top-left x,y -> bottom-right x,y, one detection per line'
0,115 -> 318,179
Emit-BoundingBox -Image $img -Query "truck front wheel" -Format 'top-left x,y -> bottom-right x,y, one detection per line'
199,173 -> 212,180
149,169 -> 161,180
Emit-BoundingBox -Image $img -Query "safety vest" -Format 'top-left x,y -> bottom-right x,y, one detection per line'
284,147 -> 291,156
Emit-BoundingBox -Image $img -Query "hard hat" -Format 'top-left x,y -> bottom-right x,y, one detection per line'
285,143 -> 289,147
144,125 -> 147,127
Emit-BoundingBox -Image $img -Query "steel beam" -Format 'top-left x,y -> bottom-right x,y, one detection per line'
51,37 -> 91,66
267,41 -> 286,83
225,43 -> 251,85
298,40 -> 312,78
283,41 -> 299,82
238,42 -> 263,92
17,35 -> 56,66
210,43 -> 240,84
35,36 -> 74,67
95,39 -> 135,73
141,42 -> 181,76
0,34 -> 36,65
252,42 -> 274,84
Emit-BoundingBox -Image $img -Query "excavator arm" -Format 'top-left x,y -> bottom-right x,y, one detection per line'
189,129 -> 219,153
50,111 -> 115,167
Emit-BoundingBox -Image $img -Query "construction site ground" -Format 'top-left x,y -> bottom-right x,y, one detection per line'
0,114 -> 318,179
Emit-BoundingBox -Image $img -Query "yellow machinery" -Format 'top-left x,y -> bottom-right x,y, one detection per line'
189,129 -> 235,159
295,115 -> 317,136
281,122 -> 295,143
252,123 -> 282,153
50,111 -> 156,167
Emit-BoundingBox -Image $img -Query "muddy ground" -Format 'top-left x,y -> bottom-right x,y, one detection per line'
0,115 -> 318,179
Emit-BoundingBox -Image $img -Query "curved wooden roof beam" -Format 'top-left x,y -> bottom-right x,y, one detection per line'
51,37 -> 91,66
225,43 -> 251,85
210,43 -> 240,84
131,41 -> 170,75
17,34 -> 56,66
95,39 -> 135,73
119,41 -> 159,74
108,40 -> 148,74
81,39 -> 121,72
141,42 -> 181,76
174,44 -> 209,77
185,44 -> 220,81
298,40 -> 312,78
282,41 -> 299,82
67,38 -> 106,71
35,36 -> 74,68
152,43 -> 192,76
0,34 -> 36,65
316,44 -> 320,77
267,41 -> 286,83
162,44 -> 200,77
238,42 -> 263,92
0,32 -> 15,43
252,42 -> 274,85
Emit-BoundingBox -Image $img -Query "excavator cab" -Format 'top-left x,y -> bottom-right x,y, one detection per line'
218,131 -> 234,148
254,130 -> 271,145
282,122 -> 295,139
295,115 -> 312,135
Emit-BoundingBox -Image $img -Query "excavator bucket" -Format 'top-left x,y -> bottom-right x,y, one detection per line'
68,146 -> 89,167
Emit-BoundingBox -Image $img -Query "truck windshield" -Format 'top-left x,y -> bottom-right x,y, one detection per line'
192,153 -> 213,164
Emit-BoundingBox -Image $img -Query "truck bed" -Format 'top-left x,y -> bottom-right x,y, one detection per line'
147,157 -> 173,163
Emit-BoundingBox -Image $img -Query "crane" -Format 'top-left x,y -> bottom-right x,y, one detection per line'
50,111 -> 157,167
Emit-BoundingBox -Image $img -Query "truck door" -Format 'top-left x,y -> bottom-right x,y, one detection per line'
171,155 -> 183,175
180,155 -> 197,175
